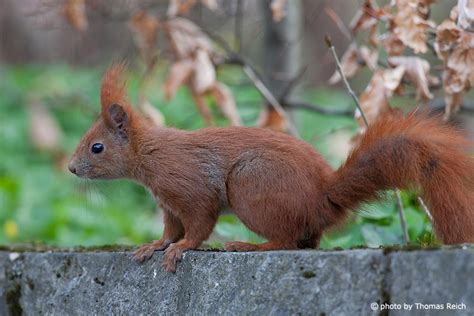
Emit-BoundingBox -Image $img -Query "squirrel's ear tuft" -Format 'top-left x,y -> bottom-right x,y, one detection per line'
100,62 -> 134,136
100,62 -> 128,114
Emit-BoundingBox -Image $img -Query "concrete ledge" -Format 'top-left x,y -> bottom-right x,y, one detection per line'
0,247 -> 473,315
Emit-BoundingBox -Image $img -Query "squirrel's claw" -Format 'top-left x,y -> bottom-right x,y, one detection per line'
163,243 -> 185,273
132,239 -> 172,262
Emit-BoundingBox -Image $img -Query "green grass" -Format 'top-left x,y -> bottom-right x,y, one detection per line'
0,63 -> 434,249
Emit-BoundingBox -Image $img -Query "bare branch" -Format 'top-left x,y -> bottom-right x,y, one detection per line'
200,24 -> 300,136
282,100 -> 353,116
325,35 -> 369,127
242,64 -> 299,136
279,66 -> 308,100
324,6 -> 352,41
234,0 -> 244,54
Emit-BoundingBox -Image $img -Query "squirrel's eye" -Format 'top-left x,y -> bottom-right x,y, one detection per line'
91,143 -> 104,154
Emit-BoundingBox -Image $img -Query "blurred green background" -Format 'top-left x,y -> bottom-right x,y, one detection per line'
0,63 -> 434,249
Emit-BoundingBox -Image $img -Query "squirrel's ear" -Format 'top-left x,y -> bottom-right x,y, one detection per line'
105,103 -> 130,140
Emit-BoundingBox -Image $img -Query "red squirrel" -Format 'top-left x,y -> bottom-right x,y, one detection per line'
69,64 -> 474,272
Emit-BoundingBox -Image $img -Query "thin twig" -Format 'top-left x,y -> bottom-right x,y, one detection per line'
234,0 -> 244,54
324,6 -> 353,41
417,197 -> 434,222
325,36 -> 369,126
326,34 -> 410,245
396,190 -> 410,243
242,65 -> 299,137
279,66 -> 308,100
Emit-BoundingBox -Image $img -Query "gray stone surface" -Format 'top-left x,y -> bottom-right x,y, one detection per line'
387,248 -> 474,316
0,252 -> 10,315
0,247 -> 473,315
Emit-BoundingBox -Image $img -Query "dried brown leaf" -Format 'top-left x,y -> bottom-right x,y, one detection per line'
392,1 -> 435,54
433,9 -> 474,121
357,67 -> 405,129
350,0 -> 380,34
382,65 -> 406,91
63,0 -> 87,32
329,43 -> 379,84
441,31 -> 474,120
191,90 -> 214,126
434,20 -> 462,62
443,68 -> 467,120
164,17 -> 214,59
383,32 -> 406,56
191,49 -> 216,94
457,0 -> 474,30
210,82 -> 241,126
417,0 -> 437,19
446,32 -> 474,87
163,59 -> 194,101
359,45 -> 379,70
388,56 -> 434,103
128,11 -> 159,64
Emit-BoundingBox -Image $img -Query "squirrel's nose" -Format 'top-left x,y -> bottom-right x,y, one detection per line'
68,162 -> 77,174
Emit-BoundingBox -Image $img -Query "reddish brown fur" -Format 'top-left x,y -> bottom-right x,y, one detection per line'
69,65 -> 474,272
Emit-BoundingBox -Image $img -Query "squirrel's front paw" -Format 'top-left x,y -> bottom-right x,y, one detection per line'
133,239 -> 172,262
163,244 -> 185,273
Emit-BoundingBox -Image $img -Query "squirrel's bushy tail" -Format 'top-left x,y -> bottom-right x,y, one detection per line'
326,110 -> 474,243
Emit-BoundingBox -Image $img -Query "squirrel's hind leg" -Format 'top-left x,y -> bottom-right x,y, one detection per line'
296,231 -> 322,249
225,240 -> 298,252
